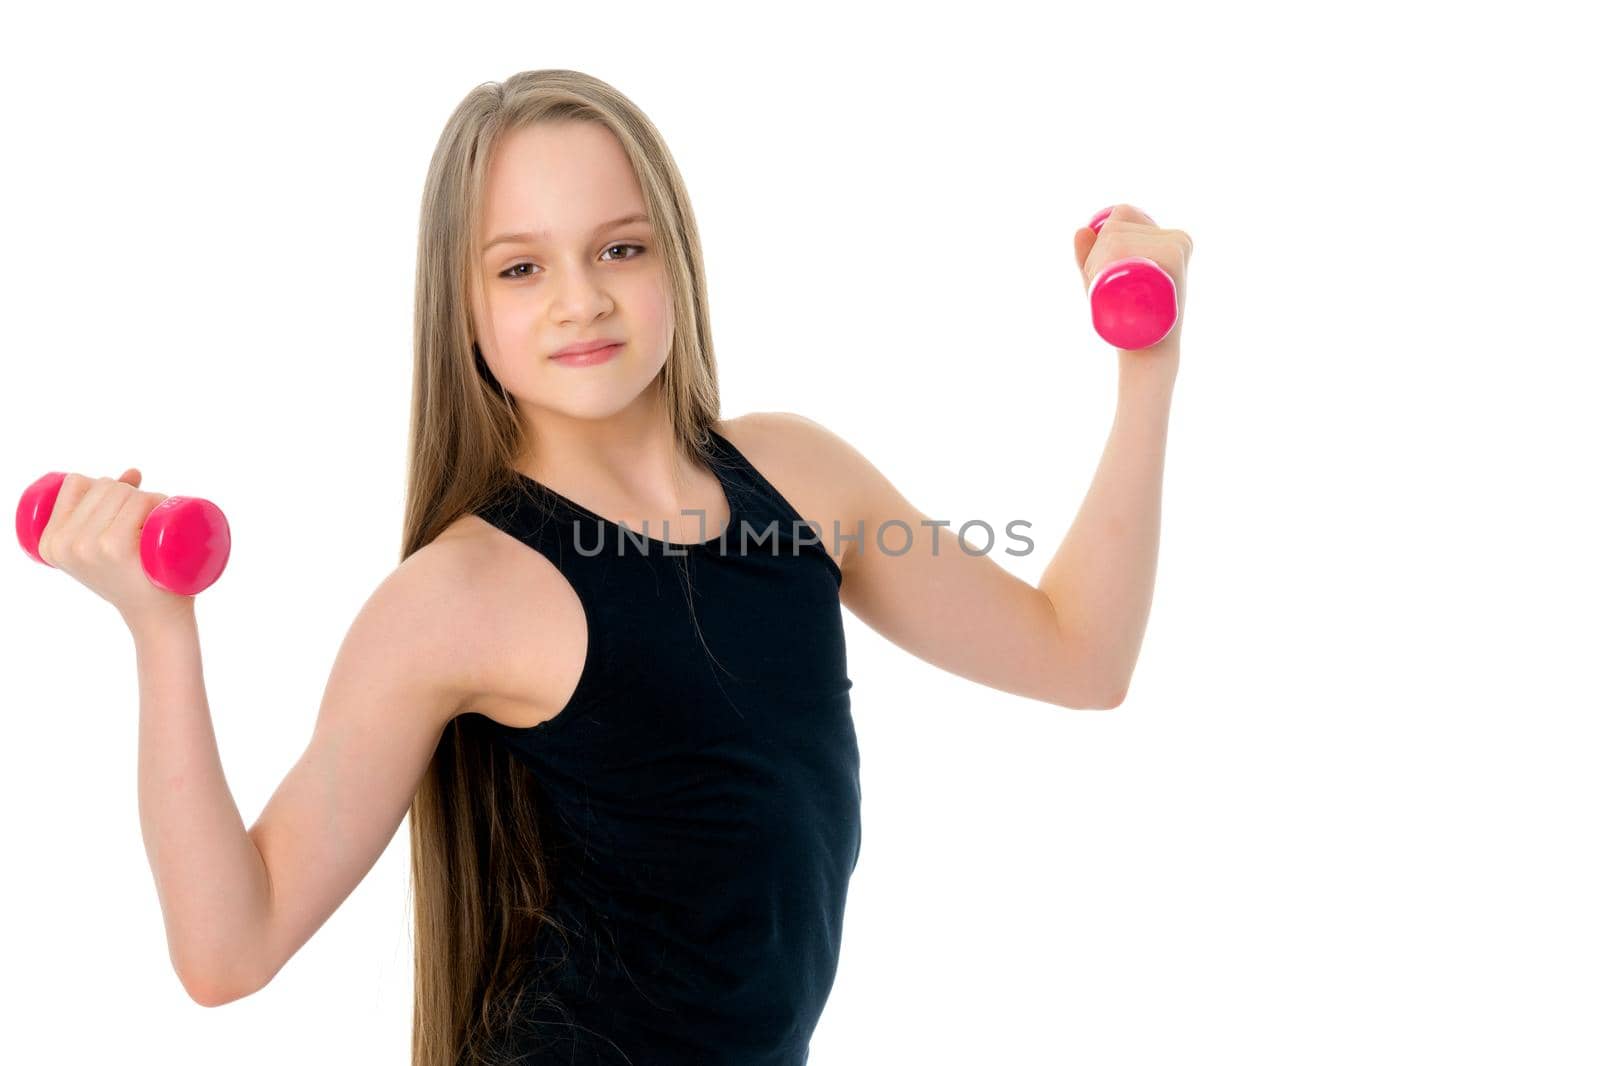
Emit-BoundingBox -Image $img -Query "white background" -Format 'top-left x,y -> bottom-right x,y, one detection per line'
2,2 -> 1596,1063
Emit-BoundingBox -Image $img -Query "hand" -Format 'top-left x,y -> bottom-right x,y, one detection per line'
35,469 -> 196,625
1073,204 -> 1194,355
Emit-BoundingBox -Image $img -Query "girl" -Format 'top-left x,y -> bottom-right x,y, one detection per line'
36,68 -> 1190,1065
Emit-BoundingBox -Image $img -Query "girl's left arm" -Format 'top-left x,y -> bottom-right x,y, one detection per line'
779,206 -> 1191,710
785,354 -> 1173,713
1036,348 -> 1178,707
1039,207 -> 1190,702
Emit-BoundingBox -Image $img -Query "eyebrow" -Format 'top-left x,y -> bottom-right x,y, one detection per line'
482,211 -> 651,254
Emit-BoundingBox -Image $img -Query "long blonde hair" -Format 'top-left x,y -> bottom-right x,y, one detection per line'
401,69 -> 722,1066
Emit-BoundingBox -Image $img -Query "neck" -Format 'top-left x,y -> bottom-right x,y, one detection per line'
516,380 -> 696,504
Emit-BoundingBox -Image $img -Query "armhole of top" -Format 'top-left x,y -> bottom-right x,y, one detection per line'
711,427 -> 844,586
467,491 -> 600,741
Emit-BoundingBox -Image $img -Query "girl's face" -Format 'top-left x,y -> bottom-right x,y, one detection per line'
470,121 -> 673,423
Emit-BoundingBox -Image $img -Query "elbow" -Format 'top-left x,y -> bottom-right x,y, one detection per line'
1071,688 -> 1125,711
181,973 -> 253,1009
1054,673 -> 1129,711
1096,673 -> 1130,709
179,973 -> 235,1009
178,960 -> 265,1008
1049,616 -> 1129,710
179,972 -> 227,1008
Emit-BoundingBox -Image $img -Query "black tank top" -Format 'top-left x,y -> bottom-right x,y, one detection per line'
468,425 -> 862,1065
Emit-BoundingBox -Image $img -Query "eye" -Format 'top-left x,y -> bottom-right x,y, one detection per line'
604,242 -> 646,262
499,242 -> 646,280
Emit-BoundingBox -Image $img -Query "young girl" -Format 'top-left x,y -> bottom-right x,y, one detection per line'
36,68 -> 1189,1065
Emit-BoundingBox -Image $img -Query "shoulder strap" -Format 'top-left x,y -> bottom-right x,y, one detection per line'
704,426 -> 841,580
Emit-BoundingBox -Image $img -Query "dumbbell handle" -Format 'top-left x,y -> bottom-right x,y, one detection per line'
15,471 -> 231,596
1086,205 -> 1179,351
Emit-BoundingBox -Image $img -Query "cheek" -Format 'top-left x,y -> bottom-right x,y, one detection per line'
644,273 -> 674,346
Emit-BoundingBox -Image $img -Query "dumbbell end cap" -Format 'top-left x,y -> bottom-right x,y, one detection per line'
16,471 -> 69,567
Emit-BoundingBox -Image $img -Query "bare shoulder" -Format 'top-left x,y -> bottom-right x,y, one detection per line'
422,509 -> 590,730
715,411 -> 867,572
353,528 -> 489,717
719,410 -> 866,476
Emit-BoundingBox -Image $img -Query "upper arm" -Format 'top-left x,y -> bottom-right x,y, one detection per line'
243,537 -> 481,993
756,411 -> 1118,710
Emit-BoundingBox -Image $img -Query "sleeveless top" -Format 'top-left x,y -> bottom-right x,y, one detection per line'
468,426 -> 862,1065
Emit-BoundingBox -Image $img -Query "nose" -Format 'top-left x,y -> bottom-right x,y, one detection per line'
548,259 -> 614,319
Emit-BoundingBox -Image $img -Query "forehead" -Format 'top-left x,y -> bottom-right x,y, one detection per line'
479,121 -> 646,242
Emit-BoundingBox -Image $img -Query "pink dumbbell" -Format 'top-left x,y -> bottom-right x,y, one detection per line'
15,471 -> 231,596
1086,205 -> 1178,351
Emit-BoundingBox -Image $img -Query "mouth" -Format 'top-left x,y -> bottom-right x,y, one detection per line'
550,342 -> 623,367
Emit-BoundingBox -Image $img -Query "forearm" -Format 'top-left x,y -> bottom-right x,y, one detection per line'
129,605 -> 271,1002
1040,348 -> 1177,699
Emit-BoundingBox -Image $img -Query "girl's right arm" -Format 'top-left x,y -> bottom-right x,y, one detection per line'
133,537 -> 488,1005
37,474 -> 528,1005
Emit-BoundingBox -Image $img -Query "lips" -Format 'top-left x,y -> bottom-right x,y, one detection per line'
550,338 -> 624,359
549,342 -> 623,368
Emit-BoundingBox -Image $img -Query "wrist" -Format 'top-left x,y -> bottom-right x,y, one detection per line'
122,600 -> 197,641
1117,344 -> 1178,395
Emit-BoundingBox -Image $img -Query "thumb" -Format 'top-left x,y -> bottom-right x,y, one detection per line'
1074,227 -> 1096,291
118,467 -> 142,488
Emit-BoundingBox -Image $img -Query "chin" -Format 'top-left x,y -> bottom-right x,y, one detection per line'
537,378 -> 664,422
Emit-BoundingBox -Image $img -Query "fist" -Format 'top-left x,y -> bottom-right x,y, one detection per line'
35,469 -> 194,623
1073,204 -> 1194,351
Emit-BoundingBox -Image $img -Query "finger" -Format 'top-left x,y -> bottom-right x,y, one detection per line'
57,477 -> 117,546
1103,203 -> 1158,227
37,474 -> 90,561
43,473 -> 91,531
1074,227 -> 1096,286
108,490 -> 164,550
82,479 -> 135,546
